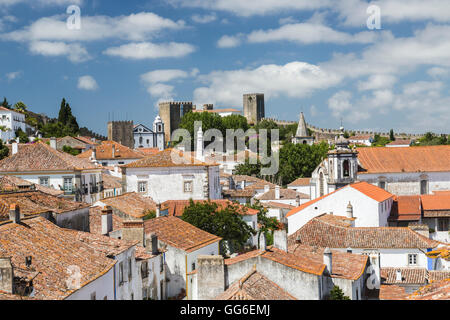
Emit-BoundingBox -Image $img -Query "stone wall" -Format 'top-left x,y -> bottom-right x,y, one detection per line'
107,121 -> 134,149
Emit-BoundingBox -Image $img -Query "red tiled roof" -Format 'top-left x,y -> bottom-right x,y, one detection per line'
286,182 -> 393,218
0,190 -> 89,220
122,148 -> 216,168
100,192 -> 156,218
379,285 -> 408,300
78,141 -> 143,160
381,267 -> 427,285
0,217 -> 116,300
101,173 -> 122,189
408,278 -> 450,300
0,142 -> 99,172
162,199 -> 258,217
357,145 -> 450,174
215,268 -> 296,300
386,139 -> 411,146
262,202 -> 295,210
144,216 -> 221,253
420,194 -> 450,211
287,177 -> 311,187
0,175 -> 64,196
389,196 -> 422,221
255,188 -> 309,201
289,216 -> 440,249
135,148 -> 160,156
89,206 -> 124,235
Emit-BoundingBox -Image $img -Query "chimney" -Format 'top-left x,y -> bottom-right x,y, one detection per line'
240,180 -> 245,190
274,186 -> 280,200
264,184 -> 270,194
396,269 -> 402,282
346,201 -> 353,218
156,203 -> 161,217
273,229 -> 288,252
258,232 -> 266,251
9,204 -> 20,224
197,255 -> 225,300
101,206 -> 113,235
0,257 -> 13,294
50,137 -> 57,150
323,247 -> 332,275
112,144 -> 116,158
12,142 -> 18,155
296,194 -> 300,206
91,147 -> 97,161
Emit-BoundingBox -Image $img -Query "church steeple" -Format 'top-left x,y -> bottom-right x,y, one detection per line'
292,111 -> 314,145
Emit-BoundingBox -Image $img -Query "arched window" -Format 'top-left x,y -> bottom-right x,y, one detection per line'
343,160 -> 350,177
303,140 -> 307,144
420,180 -> 428,195
319,172 -> 325,197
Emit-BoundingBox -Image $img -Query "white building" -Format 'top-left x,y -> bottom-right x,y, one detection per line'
122,148 -> 221,203
144,216 -> 221,299
348,135 -> 373,146
78,140 -> 144,167
0,106 -> 27,142
133,116 -> 165,151
0,140 -> 103,204
255,185 -> 309,207
287,181 -> 394,235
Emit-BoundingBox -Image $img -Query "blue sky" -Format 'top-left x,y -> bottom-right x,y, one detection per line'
1,0 -> 450,136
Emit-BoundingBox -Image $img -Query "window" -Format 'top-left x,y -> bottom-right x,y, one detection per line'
138,181 -> 147,193
408,254 -> 418,266
90,292 -> 96,300
39,177 -> 49,187
420,180 -> 428,195
141,261 -> 148,278
184,181 -> 193,193
128,258 -> 132,280
379,181 -> 386,190
63,178 -> 73,192
119,262 -> 124,284
160,255 -> 164,273
191,263 -> 196,271
343,160 -> 350,177
438,218 -> 449,232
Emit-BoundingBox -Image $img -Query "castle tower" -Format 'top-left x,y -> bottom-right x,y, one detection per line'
159,101 -> 193,143
107,121 -> 134,149
243,93 -> 265,125
292,112 -> 314,145
153,115 -> 165,151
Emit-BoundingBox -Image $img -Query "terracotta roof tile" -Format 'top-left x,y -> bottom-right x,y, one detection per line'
389,196 -> 422,221
101,173 -> 122,189
421,194 -> 450,211
215,269 -> 296,300
0,190 -> 89,220
386,139 -> 411,146
99,192 -> 156,219
122,148 -> 216,168
0,217 -> 116,300
287,177 -> 311,187
381,267 -> 428,284
0,142 -> 98,172
0,175 -> 64,196
379,285 -> 408,300
408,278 -> 450,300
289,216 -> 440,249
255,188 -> 309,201
161,199 -> 258,217
135,148 -> 160,156
78,141 -> 143,160
89,206 -> 124,235
357,145 -> 450,174
144,216 -> 221,253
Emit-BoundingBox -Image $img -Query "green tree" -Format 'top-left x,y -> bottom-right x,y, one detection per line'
248,200 -> 280,246
62,145 -> 81,156
372,134 -> 391,147
329,285 -> 350,300
142,209 -> 156,220
234,159 -> 265,178
15,128 -> 29,144
389,129 -> 395,141
0,97 -> 11,109
222,114 -> 249,131
181,200 -> 254,254
178,111 -> 224,150
276,141 -> 329,186
13,101 -> 27,113
0,139 -> 9,160
58,98 -> 69,124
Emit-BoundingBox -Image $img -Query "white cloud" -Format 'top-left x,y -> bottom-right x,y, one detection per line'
279,17 -> 299,25
336,0 -> 450,26
103,42 -> 195,59
29,41 -> 90,62
2,12 -> 185,43
247,22 -> 378,45
5,70 -> 22,81
0,0 -> 82,6
427,67 -> 450,79
140,69 -> 189,84
77,75 -> 98,91
328,91 -> 353,119
191,13 -> 217,23
357,74 -> 397,91
217,34 -> 244,48
147,83 -> 175,99
193,61 -> 340,106
166,0 -> 331,17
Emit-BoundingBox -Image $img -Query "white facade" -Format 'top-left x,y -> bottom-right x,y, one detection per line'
0,108 -> 26,142
358,171 -> 450,196
65,267 -> 115,300
287,185 -> 394,235
133,116 -> 165,151
124,165 -> 221,203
